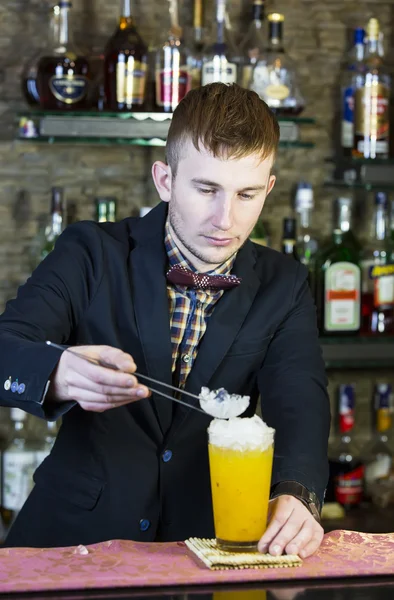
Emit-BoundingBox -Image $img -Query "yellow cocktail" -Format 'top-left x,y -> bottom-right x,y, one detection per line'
208,415 -> 275,552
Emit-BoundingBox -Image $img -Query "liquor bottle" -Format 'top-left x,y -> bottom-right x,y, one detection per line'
240,0 -> 265,89
363,383 -> 392,500
1,409 -> 37,531
328,385 -> 364,510
29,188 -> 66,269
187,0 -> 205,89
295,182 -> 318,293
96,197 -> 117,222
34,421 -> 58,469
21,4 -> 61,107
250,216 -> 270,246
104,0 -> 148,112
201,0 -> 238,85
155,0 -> 191,113
316,197 -> 361,335
361,192 -> 394,335
37,1 -> 91,110
250,13 -> 305,116
282,218 -> 298,259
41,188 -> 66,261
353,18 -> 391,160
340,27 -> 365,157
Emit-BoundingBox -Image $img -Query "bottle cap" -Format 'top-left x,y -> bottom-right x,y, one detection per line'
295,181 -> 314,210
268,12 -> 284,22
375,192 -> 388,207
367,18 -> 380,39
354,27 -> 365,45
337,196 -> 352,207
10,408 -> 27,421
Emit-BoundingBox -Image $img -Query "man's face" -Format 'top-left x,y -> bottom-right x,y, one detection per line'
153,139 -> 276,272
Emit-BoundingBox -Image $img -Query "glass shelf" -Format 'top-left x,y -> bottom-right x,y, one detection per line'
18,110 -> 315,123
17,111 -> 315,148
320,336 -> 394,369
23,137 -> 313,148
325,156 -> 394,166
323,180 -> 394,191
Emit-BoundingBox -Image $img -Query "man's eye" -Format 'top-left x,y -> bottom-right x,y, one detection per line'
240,193 -> 254,200
199,188 -> 215,195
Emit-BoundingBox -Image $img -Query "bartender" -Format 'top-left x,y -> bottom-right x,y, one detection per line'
0,82 -> 330,557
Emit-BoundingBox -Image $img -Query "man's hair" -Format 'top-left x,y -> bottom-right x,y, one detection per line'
165,83 -> 280,176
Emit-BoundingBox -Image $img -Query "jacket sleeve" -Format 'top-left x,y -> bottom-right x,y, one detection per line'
258,263 -> 331,507
0,221 -> 104,420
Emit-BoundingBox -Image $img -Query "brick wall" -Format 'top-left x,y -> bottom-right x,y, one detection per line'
0,0 -> 394,450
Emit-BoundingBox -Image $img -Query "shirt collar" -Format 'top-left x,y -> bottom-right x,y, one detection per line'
164,220 -> 236,276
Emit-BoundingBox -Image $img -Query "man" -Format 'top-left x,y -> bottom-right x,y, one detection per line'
0,83 -> 330,557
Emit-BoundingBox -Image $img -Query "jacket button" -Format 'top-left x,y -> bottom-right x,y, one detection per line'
162,449 -> 173,463
139,519 -> 150,532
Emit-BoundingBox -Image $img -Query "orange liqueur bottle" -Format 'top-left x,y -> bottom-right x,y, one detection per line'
104,0 -> 148,111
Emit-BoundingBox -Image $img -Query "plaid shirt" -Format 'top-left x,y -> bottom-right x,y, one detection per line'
165,222 -> 236,388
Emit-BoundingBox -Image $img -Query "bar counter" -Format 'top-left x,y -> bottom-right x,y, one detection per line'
2,578 -> 394,600
1,527 -> 394,600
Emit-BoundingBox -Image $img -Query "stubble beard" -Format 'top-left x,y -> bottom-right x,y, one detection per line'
168,200 -> 239,268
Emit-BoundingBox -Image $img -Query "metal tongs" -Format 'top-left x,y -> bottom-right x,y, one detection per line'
46,341 -> 207,415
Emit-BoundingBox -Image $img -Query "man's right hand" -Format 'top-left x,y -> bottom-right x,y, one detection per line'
46,345 -> 151,412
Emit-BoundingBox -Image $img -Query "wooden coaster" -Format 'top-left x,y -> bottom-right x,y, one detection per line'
185,538 -> 302,570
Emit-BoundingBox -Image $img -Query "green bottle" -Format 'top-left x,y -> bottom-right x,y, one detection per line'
41,187 -> 65,262
96,197 -> 117,223
316,197 -> 361,336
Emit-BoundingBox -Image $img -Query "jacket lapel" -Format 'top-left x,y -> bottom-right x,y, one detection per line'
167,241 -> 261,439
128,203 -> 174,437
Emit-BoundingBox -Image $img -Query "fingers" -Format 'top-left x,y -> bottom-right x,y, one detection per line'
95,346 -> 136,373
295,526 -> 324,558
69,386 -> 149,412
60,345 -> 151,409
258,497 -> 295,554
64,369 -> 143,395
258,496 -> 324,559
65,347 -> 139,388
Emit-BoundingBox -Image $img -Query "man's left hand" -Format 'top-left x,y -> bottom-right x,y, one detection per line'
257,495 -> 324,558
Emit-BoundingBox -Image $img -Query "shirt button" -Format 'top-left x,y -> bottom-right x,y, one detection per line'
182,354 -> 191,363
162,449 -> 173,463
139,519 -> 151,532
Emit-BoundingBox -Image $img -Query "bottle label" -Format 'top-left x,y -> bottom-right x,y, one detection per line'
155,68 -> 191,108
341,86 -> 354,149
377,407 -> 392,432
264,83 -> 290,101
49,74 -> 89,105
355,84 -> 390,156
250,63 -> 268,95
374,275 -> 394,307
324,262 -> 361,331
116,60 -> 147,105
2,451 -> 37,511
335,465 -> 364,505
339,384 -> 355,433
375,384 -> 393,432
202,60 -> 237,85
365,454 -> 391,485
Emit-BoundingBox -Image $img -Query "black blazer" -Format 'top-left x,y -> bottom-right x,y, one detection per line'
0,202 -> 330,548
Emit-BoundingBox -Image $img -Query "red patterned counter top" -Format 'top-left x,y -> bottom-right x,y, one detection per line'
0,530 -> 393,594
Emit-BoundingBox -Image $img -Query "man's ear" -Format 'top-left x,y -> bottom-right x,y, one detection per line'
152,161 -> 172,203
266,174 -> 276,197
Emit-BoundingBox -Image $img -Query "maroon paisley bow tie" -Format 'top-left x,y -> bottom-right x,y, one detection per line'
166,264 -> 242,290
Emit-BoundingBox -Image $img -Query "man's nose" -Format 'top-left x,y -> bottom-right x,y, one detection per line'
211,197 -> 234,231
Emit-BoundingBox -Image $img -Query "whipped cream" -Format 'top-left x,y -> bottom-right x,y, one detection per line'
208,415 -> 275,452
199,386 -> 250,419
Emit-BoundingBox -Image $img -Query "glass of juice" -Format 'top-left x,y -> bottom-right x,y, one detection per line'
208,415 -> 275,552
